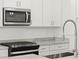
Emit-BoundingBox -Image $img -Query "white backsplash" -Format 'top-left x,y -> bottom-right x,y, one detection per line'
0,27 -> 61,41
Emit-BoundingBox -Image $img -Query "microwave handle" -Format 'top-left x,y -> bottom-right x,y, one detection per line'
26,12 -> 31,23
26,13 -> 29,22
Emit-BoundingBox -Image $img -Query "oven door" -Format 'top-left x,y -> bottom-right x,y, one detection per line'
8,45 -> 39,56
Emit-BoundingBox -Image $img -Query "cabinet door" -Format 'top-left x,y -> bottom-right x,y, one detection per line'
43,0 -> 61,26
0,0 -> 3,27
52,0 -> 62,26
20,0 -> 31,9
31,0 -> 43,26
4,0 -> 31,8
76,0 -> 79,49
4,0 -> 18,8
62,0 -> 75,25
62,0 -> 76,35
43,0 -> 52,26
36,39 -> 50,56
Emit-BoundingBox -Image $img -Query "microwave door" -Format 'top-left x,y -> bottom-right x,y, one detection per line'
5,11 -> 26,22
3,7 -> 31,26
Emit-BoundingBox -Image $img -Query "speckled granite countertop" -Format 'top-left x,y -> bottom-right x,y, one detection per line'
0,37 -> 69,46
57,56 -> 79,59
34,37 -> 69,46
1,54 -> 50,59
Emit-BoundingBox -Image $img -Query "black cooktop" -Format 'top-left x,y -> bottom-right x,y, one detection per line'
0,41 -> 37,48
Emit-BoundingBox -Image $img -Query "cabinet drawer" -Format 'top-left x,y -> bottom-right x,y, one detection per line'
39,46 -> 49,52
39,51 -> 50,56
50,44 -> 69,51
0,50 -> 8,57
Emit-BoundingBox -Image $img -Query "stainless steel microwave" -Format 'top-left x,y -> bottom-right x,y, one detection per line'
3,7 -> 31,26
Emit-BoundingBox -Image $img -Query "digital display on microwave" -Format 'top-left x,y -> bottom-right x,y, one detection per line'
5,11 -> 26,23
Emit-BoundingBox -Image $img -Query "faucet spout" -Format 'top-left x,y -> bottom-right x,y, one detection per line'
63,19 -> 78,57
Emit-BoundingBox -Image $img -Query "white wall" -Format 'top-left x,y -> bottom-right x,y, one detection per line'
0,27 -> 61,41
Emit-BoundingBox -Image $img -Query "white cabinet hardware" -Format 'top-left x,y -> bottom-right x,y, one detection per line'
3,0 -> 31,9
16,1 -> 21,7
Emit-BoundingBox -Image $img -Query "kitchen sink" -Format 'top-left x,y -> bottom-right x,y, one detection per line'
45,52 -> 74,59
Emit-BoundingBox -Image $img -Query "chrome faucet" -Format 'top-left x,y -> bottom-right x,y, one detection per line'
63,20 -> 78,57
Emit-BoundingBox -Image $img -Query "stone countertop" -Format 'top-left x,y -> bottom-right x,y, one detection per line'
1,54 -> 50,59
35,37 -> 69,46
0,37 -> 69,44
0,45 -> 8,50
57,56 -> 79,59
0,37 -> 69,47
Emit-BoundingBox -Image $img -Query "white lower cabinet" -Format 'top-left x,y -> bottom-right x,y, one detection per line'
0,45 -> 8,57
0,50 -> 8,57
39,51 -> 50,56
39,46 -> 50,56
39,43 -> 69,56
49,44 -> 69,51
39,46 -> 49,52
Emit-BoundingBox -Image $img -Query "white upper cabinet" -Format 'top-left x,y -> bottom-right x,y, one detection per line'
43,0 -> 62,26
76,0 -> 79,47
4,0 -> 31,9
4,0 -> 18,8
77,0 -> 79,17
77,0 -> 79,22
31,0 -> 62,26
62,0 -> 76,26
43,0 -> 53,26
19,0 -> 31,9
31,0 -> 43,26
3,0 -> 62,27
52,0 -> 62,26
0,0 -> 3,27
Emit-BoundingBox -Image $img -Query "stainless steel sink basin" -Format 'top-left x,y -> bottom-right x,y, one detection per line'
45,52 -> 74,59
